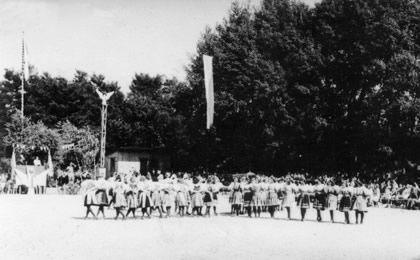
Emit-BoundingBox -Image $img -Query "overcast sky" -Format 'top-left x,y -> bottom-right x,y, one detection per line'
0,0 -> 318,93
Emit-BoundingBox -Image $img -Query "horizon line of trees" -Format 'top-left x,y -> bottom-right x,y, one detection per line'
2,0 -> 420,175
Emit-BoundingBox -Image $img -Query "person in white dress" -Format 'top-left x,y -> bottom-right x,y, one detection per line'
210,176 -> 223,216
282,178 -> 297,220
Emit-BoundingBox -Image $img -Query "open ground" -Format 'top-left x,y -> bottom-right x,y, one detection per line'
1,193 -> 419,260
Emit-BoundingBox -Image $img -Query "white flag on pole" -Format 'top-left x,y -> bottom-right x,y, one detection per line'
203,55 -> 214,129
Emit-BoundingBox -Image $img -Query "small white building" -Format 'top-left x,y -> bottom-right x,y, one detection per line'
105,147 -> 171,178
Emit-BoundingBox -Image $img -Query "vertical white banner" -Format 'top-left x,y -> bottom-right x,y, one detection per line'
203,55 -> 214,129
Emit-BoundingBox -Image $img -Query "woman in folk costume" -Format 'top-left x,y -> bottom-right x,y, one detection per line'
82,180 -> 97,219
229,177 -> 243,216
312,179 -> 325,222
260,177 -> 268,213
125,176 -> 139,218
324,179 -> 340,223
175,178 -> 189,217
112,182 -> 127,220
250,177 -> 264,218
266,177 -> 278,218
282,177 -> 298,220
339,180 -> 354,224
242,177 -> 253,217
190,176 -> 204,216
210,176 -> 223,216
183,174 -> 193,215
276,177 -> 285,211
202,178 -> 213,217
138,175 -> 153,219
150,174 -> 165,218
298,179 -> 312,221
163,176 -> 176,218
95,177 -> 110,219
352,180 -> 369,224
406,183 -> 420,210
370,184 -> 381,207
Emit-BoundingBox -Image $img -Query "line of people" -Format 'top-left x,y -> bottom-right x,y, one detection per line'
81,172 -> 370,224
82,174 -> 223,220
228,176 -> 370,224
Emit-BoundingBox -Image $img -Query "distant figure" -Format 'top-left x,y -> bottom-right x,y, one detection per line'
18,154 -> 26,165
66,162 -> 75,183
33,157 -> 42,166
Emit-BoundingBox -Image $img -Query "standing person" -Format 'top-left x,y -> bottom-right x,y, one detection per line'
112,182 -> 127,220
324,180 -> 340,223
66,162 -> 75,183
95,178 -> 110,219
276,178 -> 285,211
56,171 -> 64,194
250,178 -> 263,218
407,183 -> 420,210
190,177 -> 204,216
33,157 -> 42,166
182,173 -> 193,215
175,178 -> 189,217
242,177 -> 253,217
282,178 -> 297,220
210,176 -> 222,216
229,177 -> 243,216
339,181 -> 353,224
82,180 -> 97,219
298,180 -> 312,222
62,172 -> 69,194
370,184 -> 381,207
138,176 -> 152,219
352,180 -> 369,224
151,174 -> 165,218
202,178 -> 213,217
125,177 -> 138,218
266,177 -> 278,218
313,179 -> 325,222
163,178 -> 176,218
260,177 -> 268,213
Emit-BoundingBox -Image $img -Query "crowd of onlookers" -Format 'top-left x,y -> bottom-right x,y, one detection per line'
1,167 -> 420,211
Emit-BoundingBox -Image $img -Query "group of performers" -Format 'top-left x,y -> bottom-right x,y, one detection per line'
228,176 -> 370,224
82,173 -> 370,224
82,173 -> 223,220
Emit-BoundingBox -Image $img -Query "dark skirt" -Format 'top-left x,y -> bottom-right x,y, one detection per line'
243,191 -> 253,207
203,192 -> 212,203
95,189 -> 109,206
138,191 -> 152,208
313,193 -> 325,210
339,195 -> 352,212
299,194 -> 311,209
84,192 -> 96,206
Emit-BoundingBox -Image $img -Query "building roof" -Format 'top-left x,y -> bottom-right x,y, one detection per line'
106,147 -> 167,156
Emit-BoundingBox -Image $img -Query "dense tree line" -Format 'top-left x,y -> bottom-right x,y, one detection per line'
1,0 -> 420,174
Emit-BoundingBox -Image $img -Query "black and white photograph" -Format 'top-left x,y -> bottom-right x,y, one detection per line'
1,0 -> 420,259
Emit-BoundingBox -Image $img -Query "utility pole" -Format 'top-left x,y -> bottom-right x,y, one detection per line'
95,88 -> 114,179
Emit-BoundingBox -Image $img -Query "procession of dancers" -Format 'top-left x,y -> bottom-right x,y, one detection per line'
82,172 -> 371,224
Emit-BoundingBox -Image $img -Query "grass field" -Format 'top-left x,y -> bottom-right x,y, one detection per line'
1,192 -> 419,260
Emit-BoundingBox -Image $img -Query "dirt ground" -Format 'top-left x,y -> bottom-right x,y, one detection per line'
1,192 -> 419,260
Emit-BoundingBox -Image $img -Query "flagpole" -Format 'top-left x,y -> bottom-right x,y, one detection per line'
21,33 -> 25,119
